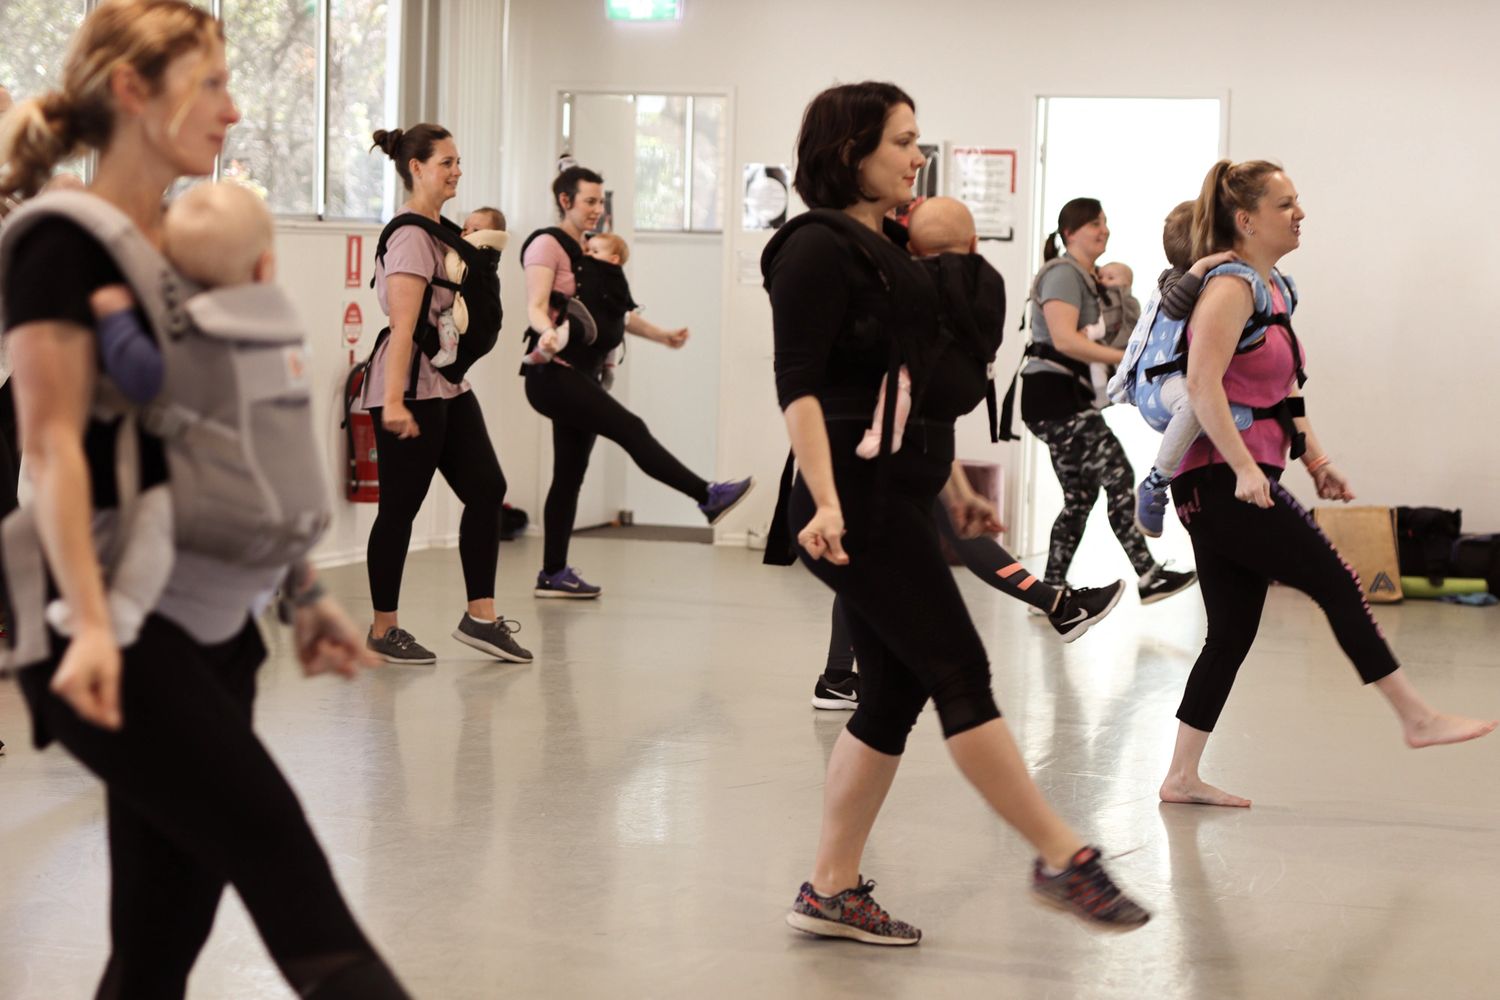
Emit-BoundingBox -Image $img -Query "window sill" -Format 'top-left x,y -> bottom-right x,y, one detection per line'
273,218 -> 387,234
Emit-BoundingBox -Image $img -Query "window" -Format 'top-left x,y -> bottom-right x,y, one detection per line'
219,0 -> 402,220
220,2 -> 319,215
632,93 -> 724,232
0,0 -> 88,178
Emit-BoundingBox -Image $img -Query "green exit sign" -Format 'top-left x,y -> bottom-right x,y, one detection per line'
606,0 -> 682,20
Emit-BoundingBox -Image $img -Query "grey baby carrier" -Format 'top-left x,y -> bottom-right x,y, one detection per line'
0,190 -> 333,670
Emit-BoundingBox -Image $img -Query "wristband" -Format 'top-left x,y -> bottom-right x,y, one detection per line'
1305,454 -> 1331,473
275,573 -> 326,624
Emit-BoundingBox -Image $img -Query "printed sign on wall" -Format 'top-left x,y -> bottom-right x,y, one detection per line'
952,148 -> 1018,241
345,235 -> 363,288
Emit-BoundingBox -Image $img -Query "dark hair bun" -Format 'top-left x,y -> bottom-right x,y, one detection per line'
371,128 -> 404,158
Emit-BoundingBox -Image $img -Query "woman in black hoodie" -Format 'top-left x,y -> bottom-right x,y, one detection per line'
764,82 -> 1149,946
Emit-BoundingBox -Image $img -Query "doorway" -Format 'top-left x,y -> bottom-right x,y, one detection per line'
1019,96 -> 1225,577
555,89 -> 729,532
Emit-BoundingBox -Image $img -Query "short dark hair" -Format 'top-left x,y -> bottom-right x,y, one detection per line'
793,81 -> 915,210
553,165 -> 604,217
371,123 -> 452,190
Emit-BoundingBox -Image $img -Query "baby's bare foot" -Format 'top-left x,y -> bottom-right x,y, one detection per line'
1159,776 -> 1251,808
1404,713 -> 1497,749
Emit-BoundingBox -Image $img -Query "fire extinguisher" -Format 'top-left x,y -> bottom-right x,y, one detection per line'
342,362 -> 380,503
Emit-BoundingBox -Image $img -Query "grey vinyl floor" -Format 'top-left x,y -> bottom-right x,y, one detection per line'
2,534 -> 1498,999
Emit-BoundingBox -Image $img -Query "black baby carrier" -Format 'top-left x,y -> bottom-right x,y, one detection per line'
519,227 -> 639,378
370,213 -> 503,390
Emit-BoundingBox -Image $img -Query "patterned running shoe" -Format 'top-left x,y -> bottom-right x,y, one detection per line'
785,879 -> 921,946
1031,846 -> 1151,931
699,477 -> 755,526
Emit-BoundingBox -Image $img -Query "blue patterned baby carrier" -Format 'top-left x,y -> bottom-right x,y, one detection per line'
1107,262 -> 1307,452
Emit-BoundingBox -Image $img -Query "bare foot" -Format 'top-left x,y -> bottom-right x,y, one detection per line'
1159,776 -> 1252,808
1404,713 -> 1498,749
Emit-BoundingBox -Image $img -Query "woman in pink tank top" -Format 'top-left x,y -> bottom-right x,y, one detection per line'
1159,159 -> 1494,810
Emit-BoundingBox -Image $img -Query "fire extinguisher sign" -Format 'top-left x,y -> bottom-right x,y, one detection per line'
343,302 -> 363,345
345,234 -> 363,288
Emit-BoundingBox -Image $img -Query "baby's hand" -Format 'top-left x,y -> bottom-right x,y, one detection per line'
1191,250 -> 1240,276
90,284 -> 135,319
1098,272 -> 1126,288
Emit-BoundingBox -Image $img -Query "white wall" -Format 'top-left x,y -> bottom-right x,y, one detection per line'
274,224 -> 465,567
494,0 -> 1500,542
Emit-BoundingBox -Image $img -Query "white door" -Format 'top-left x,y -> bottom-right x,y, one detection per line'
559,92 -> 637,530
1020,96 -> 1224,577
559,91 -> 726,530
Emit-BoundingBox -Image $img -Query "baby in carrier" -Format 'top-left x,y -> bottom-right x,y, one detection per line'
1132,201 -> 1239,536
857,197 -> 992,458
521,231 -> 638,382
50,182 -> 277,644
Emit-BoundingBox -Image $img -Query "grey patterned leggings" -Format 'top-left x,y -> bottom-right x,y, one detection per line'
1028,410 -> 1156,586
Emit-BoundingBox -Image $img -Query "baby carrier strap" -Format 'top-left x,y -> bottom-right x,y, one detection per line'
1140,263 -> 1305,388
998,257 -> 1099,441
518,227 -> 615,375
372,212 -> 501,388
0,190 -> 193,347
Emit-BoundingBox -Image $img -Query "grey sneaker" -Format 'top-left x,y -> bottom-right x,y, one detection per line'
367,627 -> 436,664
785,879 -> 921,946
1031,846 -> 1151,931
452,614 -> 533,663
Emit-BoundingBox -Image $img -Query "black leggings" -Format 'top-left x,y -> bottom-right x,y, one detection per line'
525,363 -> 708,574
17,617 -> 405,999
1171,464 -> 1400,732
367,392 -> 506,612
793,419 -> 1000,756
822,504 -> 1059,682
0,381 -> 18,517
932,500 -> 1059,612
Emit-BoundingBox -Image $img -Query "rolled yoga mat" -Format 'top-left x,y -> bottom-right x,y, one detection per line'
1400,576 -> 1488,599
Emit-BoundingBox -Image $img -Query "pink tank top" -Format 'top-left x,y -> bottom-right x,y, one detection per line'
1177,282 -> 1305,475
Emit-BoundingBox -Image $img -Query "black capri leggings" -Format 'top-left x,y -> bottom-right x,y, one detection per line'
822,503 -> 1059,683
18,617 -> 405,999
367,392 -> 506,612
793,419 -> 1000,756
1170,464 -> 1400,732
525,362 -> 709,574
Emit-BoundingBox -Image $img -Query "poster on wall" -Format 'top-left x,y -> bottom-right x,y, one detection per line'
952,147 -> 1018,241
742,163 -> 790,231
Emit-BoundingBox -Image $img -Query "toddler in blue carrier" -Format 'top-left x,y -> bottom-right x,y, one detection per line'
1120,201 -> 1238,537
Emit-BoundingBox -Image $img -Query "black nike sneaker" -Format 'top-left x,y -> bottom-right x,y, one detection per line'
1048,581 -> 1126,643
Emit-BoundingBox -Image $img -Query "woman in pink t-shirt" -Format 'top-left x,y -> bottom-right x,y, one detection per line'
1159,159 -> 1494,809
519,165 -> 752,598
363,124 -> 530,666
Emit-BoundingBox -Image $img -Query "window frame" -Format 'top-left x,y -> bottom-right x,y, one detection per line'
52,0 -> 408,221
558,86 -> 732,237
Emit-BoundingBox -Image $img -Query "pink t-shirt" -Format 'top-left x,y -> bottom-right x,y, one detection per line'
522,232 -> 578,327
1178,282 -> 1305,475
361,211 -> 468,408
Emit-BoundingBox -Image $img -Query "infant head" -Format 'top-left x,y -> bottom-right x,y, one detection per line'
1097,262 -> 1133,289
585,232 -> 628,266
907,197 -> 977,256
463,206 -> 506,236
1162,200 -> 1194,271
164,182 -> 274,288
